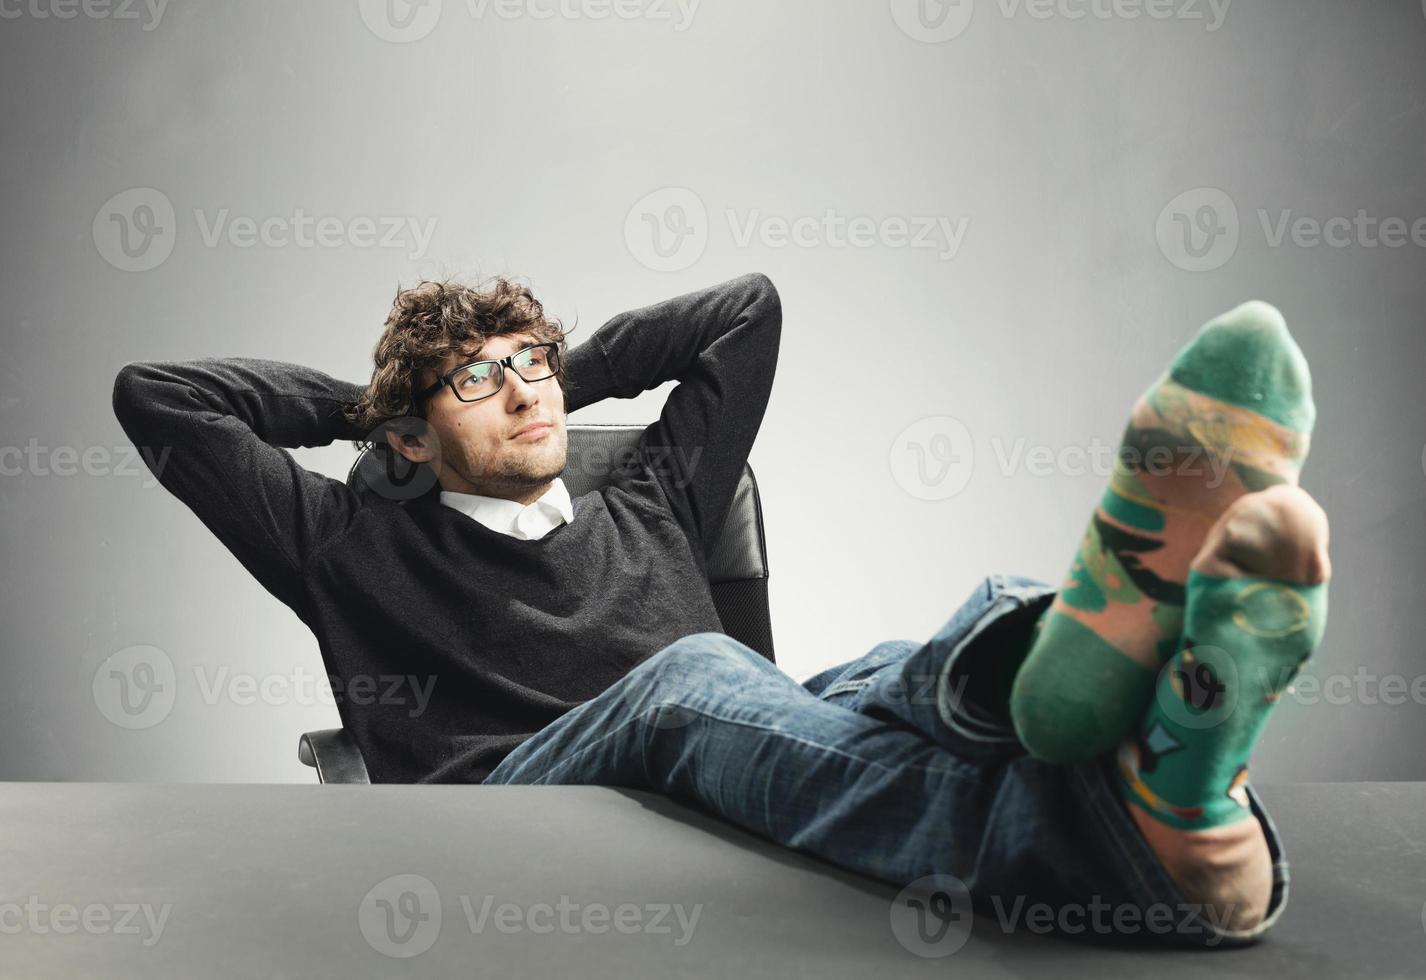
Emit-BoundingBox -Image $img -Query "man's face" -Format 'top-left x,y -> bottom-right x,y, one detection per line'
390,333 -> 568,504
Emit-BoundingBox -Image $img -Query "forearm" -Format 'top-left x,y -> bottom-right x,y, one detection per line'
113,358 -> 369,454
569,272 -> 778,407
572,273 -> 780,549
111,358 -> 368,608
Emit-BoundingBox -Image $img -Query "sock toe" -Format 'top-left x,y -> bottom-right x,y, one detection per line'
1168,300 -> 1315,433
1220,298 -> 1287,334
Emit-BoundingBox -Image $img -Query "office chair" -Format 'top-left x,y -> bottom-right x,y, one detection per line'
298,422 -> 775,783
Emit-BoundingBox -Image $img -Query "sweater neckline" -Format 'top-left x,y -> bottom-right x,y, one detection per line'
415,491 -> 588,545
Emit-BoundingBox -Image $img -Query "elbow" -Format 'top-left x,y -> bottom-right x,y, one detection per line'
112,361 -> 158,426
744,272 -> 782,331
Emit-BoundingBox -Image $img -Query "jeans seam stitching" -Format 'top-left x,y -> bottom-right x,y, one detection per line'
820,678 -> 873,698
522,701 -> 988,788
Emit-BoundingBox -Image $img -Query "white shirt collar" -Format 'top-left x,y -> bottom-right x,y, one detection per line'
439,477 -> 574,541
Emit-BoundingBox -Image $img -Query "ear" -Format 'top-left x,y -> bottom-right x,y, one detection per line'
384,425 -> 436,466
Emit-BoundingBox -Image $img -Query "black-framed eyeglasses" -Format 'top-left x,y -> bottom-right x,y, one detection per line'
416,342 -> 562,405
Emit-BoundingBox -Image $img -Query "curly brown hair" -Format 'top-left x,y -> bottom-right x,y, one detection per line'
346,275 -> 577,442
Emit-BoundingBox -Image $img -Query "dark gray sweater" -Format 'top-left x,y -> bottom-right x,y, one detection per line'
112,272 -> 782,783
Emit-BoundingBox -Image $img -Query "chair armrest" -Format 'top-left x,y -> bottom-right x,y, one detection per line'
297,728 -> 371,784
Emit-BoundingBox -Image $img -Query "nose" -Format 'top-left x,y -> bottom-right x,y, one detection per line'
503,367 -> 540,409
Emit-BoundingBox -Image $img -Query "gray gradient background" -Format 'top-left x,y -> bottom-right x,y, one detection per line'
1,0 -> 1422,782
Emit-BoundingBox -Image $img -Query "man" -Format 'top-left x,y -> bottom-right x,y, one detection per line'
112,271 -> 1329,948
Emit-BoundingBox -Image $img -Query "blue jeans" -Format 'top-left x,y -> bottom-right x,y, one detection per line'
484,574 -> 1290,948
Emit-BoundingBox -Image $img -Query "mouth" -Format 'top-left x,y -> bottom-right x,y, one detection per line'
511,422 -> 552,441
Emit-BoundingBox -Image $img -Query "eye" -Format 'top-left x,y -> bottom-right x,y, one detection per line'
458,365 -> 494,387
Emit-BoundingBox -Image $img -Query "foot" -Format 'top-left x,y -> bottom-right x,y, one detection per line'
1010,301 -> 1316,762
1127,799 -> 1273,936
1119,484 -> 1330,934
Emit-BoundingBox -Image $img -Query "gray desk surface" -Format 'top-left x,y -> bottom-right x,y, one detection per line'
2,782 -> 1422,978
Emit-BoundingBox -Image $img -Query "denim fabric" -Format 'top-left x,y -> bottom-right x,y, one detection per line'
484,573 -> 1289,948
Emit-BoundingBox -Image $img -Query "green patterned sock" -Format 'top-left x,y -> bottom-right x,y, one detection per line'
1116,569 -> 1327,829
1010,301 -> 1315,763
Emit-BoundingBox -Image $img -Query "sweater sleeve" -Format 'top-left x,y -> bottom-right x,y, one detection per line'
111,357 -> 369,616
580,272 -> 782,556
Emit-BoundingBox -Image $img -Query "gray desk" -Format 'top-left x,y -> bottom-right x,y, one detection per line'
2,783 -> 1422,978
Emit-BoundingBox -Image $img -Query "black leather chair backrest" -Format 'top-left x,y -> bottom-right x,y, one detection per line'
348,423 -> 775,662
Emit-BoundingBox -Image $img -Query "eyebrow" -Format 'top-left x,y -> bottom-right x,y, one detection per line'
465,335 -> 537,363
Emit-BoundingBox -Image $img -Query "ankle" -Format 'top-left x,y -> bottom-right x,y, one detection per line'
1127,801 -> 1272,933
